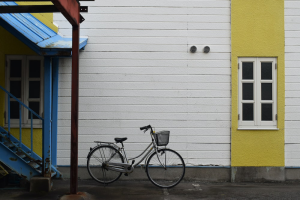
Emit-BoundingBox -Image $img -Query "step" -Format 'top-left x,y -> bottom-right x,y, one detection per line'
28,161 -> 40,169
16,151 -> 26,159
4,142 -> 14,148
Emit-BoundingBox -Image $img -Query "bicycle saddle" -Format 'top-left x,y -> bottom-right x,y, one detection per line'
114,137 -> 127,143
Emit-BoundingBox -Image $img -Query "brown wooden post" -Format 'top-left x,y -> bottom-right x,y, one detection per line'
70,23 -> 80,195
50,0 -> 81,194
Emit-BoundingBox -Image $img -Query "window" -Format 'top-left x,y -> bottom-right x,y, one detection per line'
5,56 -> 44,127
238,57 -> 277,129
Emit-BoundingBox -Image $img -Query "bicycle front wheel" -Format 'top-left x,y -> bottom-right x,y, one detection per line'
146,148 -> 185,188
87,145 -> 124,184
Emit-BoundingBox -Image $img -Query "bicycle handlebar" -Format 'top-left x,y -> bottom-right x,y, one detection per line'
140,125 -> 152,132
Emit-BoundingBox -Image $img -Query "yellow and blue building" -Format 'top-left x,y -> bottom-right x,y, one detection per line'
1,0 -> 300,182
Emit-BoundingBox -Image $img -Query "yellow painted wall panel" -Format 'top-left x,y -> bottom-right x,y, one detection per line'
231,0 -> 285,166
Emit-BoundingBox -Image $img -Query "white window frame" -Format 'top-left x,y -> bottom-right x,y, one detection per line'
5,55 -> 44,128
238,57 -> 277,130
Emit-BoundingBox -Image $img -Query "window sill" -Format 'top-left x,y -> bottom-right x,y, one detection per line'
4,124 -> 42,129
238,128 -> 279,131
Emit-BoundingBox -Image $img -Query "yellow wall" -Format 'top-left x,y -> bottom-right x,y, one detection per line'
231,0 -> 285,166
0,2 -> 57,156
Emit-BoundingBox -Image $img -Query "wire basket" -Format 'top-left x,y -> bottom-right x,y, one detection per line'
154,131 -> 170,146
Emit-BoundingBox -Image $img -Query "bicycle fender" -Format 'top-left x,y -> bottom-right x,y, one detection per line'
145,148 -> 169,166
87,146 -> 100,158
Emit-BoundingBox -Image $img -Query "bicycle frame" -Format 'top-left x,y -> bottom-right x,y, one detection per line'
103,142 -> 155,173
91,126 -> 166,174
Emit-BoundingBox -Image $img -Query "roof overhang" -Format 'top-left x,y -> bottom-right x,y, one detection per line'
0,1 -> 88,56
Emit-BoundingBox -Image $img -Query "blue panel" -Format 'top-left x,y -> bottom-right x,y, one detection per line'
51,58 -> 59,167
43,57 -> 52,176
0,13 -> 41,43
21,13 -> 56,38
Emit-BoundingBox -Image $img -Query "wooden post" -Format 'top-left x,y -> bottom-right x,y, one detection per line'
70,24 -> 80,194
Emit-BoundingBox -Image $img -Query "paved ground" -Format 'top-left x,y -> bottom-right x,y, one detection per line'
2,180 -> 300,200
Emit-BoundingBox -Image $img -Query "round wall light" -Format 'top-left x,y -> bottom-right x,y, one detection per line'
190,46 -> 197,53
203,46 -> 210,53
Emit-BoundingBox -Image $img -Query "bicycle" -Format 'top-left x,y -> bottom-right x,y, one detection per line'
86,125 -> 185,188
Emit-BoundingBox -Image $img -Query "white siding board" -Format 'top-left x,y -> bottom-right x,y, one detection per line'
57,104 -> 230,114
59,59 -> 230,68
57,22 -> 231,30
83,44 -> 231,53
55,0 -> 231,166
85,37 -> 230,45
57,127 -> 230,137
285,1 -> 300,166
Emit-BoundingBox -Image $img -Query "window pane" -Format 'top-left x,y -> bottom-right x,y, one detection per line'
261,83 -> 272,100
242,62 -> 253,80
243,83 -> 253,100
10,101 -> 19,119
10,60 -> 22,77
28,102 -> 40,119
261,62 -> 272,80
262,104 -> 272,121
29,60 -> 41,78
29,81 -> 40,98
10,81 -> 21,98
243,103 -> 254,121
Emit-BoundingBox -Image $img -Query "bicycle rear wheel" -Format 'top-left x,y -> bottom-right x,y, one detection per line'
146,148 -> 185,188
87,145 -> 124,184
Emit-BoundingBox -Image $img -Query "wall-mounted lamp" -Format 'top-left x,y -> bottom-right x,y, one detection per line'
203,46 -> 210,53
190,46 -> 197,53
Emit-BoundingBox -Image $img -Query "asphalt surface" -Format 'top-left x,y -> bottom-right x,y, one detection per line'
2,179 -> 300,200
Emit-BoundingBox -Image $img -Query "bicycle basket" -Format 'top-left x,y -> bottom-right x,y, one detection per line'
154,131 -> 170,146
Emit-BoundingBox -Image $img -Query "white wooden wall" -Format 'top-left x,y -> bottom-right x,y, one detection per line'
54,0 -> 231,166
285,1 -> 300,167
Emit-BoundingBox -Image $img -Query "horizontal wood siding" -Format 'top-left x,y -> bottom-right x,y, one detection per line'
285,1 -> 300,166
54,0 -> 231,166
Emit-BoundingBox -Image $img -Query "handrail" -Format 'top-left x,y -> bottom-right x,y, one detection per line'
0,85 -> 44,154
0,85 -> 43,121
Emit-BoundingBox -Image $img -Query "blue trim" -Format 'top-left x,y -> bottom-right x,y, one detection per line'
43,57 -> 52,176
51,58 -> 59,167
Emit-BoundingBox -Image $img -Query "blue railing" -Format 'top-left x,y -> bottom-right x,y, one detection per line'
0,85 -> 43,155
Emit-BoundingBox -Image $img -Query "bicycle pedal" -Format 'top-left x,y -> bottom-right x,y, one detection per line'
124,173 -> 128,176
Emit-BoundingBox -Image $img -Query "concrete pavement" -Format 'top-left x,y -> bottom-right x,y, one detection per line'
2,179 -> 300,200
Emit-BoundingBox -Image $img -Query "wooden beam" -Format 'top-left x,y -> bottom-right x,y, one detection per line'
0,5 -> 88,13
0,5 -> 58,13
51,0 -> 80,26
